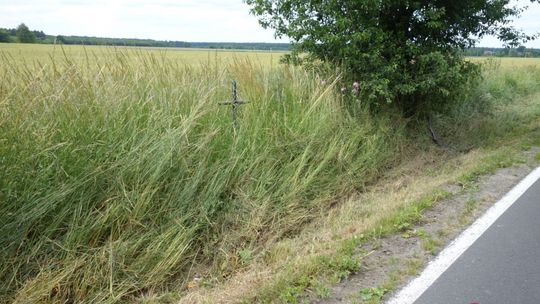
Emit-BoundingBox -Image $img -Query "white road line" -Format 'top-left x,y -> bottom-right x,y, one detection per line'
386,166 -> 540,304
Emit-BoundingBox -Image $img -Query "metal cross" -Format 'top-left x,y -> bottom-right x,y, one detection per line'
219,80 -> 249,130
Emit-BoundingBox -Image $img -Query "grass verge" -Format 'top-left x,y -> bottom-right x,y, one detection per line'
178,59 -> 540,303
0,48 -> 406,303
1,46 -> 539,303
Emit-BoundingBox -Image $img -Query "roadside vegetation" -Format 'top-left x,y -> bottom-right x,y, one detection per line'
189,57 -> 540,304
0,45 -> 405,302
1,43 -> 540,303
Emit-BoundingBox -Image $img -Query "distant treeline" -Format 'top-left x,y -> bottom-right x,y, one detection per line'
2,25 -> 539,55
0,25 -> 290,51
188,42 -> 290,50
464,46 -> 540,58
54,35 -> 193,48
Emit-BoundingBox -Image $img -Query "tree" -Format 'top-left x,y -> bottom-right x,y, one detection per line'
246,0 -> 539,114
55,35 -> 66,44
32,30 -> 46,40
0,29 -> 9,43
16,23 -> 36,43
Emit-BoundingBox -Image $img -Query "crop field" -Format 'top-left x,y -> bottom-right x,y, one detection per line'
3,43 -> 540,69
0,43 -> 286,66
470,56 -> 540,69
1,43 -> 540,303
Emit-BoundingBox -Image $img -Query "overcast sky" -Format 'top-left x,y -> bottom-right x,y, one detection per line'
1,0 -> 539,47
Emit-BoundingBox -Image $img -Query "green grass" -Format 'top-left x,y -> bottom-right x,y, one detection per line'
0,46 -> 404,303
436,58 -> 540,150
463,198 -> 478,215
261,239 -> 363,303
1,45 -> 540,303
371,190 -> 452,239
358,287 -> 388,303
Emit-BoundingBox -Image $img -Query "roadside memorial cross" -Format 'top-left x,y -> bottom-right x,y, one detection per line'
219,80 -> 249,130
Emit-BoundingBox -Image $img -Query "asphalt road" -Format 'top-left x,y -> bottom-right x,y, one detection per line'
413,177 -> 540,304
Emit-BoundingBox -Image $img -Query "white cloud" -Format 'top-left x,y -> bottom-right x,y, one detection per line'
0,0 -> 538,46
0,0 -> 284,42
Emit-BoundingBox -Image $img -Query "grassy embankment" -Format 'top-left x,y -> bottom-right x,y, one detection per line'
185,57 -> 540,304
1,44 -> 540,303
0,44 -> 402,302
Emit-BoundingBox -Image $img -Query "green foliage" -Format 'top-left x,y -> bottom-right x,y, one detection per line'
0,29 -> 9,43
257,237 -> 362,303
238,249 -> 252,265
32,29 -> 46,40
247,0 -> 539,114
359,287 -> 388,303
55,35 -> 66,44
16,23 -> 36,43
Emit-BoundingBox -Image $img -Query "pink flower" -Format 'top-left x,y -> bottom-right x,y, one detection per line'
340,87 -> 347,94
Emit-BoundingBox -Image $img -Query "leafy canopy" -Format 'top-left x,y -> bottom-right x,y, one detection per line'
246,0 -> 539,113
16,23 -> 36,44
0,29 -> 9,43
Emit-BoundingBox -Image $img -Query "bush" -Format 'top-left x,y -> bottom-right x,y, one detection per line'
16,23 -> 36,43
247,0 -> 538,114
0,29 -> 9,43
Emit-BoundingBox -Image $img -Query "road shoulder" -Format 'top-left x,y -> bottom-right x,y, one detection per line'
312,147 -> 540,304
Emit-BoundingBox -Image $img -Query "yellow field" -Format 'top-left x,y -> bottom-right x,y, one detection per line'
468,56 -> 540,69
3,43 -> 540,70
0,43 -> 287,66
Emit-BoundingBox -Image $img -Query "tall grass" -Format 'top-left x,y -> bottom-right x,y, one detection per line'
0,49 -> 405,302
436,58 -> 540,147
